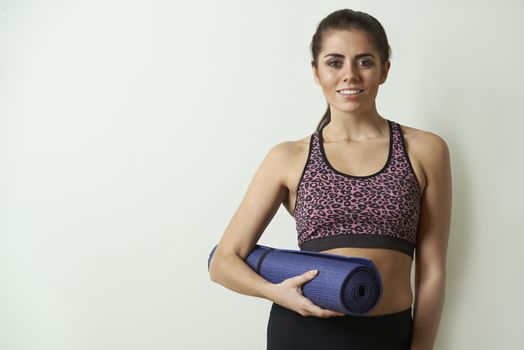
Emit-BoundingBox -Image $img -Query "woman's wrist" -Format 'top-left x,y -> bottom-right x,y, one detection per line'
260,280 -> 277,302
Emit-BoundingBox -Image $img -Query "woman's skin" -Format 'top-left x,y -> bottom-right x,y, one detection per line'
209,29 -> 451,350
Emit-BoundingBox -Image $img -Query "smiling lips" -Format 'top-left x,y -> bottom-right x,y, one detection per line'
337,88 -> 364,99
337,88 -> 364,95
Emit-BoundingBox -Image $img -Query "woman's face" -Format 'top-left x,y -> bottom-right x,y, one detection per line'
312,29 -> 390,113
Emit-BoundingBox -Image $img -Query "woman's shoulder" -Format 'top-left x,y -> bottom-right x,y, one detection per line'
398,122 -> 451,191
269,133 -> 313,158
398,122 -> 450,155
265,134 -> 314,186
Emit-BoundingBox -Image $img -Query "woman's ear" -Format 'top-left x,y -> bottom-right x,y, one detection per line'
311,62 -> 320,86
379,60 -> 391,85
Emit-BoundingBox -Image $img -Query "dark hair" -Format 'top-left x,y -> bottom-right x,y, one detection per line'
310,9 -> 392,131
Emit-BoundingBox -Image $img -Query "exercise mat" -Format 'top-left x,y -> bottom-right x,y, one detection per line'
207,243 -> 383,316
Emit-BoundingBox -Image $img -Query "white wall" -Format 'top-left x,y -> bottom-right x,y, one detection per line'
1,0 -> 523,349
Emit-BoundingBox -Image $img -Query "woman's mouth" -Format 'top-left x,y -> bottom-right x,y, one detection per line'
337,89 -> 364,100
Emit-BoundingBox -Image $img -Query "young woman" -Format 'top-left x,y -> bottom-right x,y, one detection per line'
209,8 -> 451,350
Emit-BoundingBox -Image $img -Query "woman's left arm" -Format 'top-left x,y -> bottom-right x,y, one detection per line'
410,133 -> 452,350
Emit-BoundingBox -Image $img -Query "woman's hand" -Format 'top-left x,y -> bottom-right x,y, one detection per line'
270,269 -> 346,318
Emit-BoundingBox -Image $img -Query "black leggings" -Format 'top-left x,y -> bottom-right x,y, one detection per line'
267,302 -> 413,350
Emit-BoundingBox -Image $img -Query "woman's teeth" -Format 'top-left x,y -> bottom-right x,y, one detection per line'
338,89 -> 363,95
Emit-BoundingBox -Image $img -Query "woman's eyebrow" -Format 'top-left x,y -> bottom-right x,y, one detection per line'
323,53 -> 376,59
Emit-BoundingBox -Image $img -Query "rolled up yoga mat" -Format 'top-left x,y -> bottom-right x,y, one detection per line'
208,243 -> 383,316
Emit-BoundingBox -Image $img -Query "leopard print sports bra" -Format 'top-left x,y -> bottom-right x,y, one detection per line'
294,119 -> 421,259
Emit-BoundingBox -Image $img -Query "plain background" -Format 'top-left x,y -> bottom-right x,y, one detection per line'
1,0 -> 523,349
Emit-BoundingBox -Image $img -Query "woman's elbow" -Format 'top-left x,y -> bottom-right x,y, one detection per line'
208,254 -> 222,282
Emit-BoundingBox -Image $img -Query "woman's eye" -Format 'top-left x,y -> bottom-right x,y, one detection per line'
328,60 -> 372,67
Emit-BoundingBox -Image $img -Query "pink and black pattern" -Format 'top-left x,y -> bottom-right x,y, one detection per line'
294,119 -> 421,259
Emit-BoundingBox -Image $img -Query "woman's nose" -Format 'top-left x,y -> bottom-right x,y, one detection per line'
342,62 -> 360,81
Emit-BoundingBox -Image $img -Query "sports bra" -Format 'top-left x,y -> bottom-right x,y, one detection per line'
293,119 -> 421,259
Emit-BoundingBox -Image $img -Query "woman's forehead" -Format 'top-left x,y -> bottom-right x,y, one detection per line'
321,31 -> 376,57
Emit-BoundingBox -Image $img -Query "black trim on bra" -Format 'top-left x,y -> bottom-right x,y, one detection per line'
299,234 -> 415,260
293,133 -> 315,218
318,119 -> 393,179
396,122 -> 422,196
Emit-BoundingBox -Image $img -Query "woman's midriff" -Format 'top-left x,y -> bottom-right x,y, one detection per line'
317,246 -> 414,316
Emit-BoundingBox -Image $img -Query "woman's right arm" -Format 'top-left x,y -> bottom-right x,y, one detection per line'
208,141 -> 344,318
208,142 -> 290,299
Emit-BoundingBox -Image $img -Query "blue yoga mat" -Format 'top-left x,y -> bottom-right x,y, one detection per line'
208,243 -> 383,315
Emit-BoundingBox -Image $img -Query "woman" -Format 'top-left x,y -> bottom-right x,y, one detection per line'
208,8 -> 451,350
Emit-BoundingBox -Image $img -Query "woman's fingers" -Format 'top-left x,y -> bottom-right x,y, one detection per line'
299,298 -> 346,318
